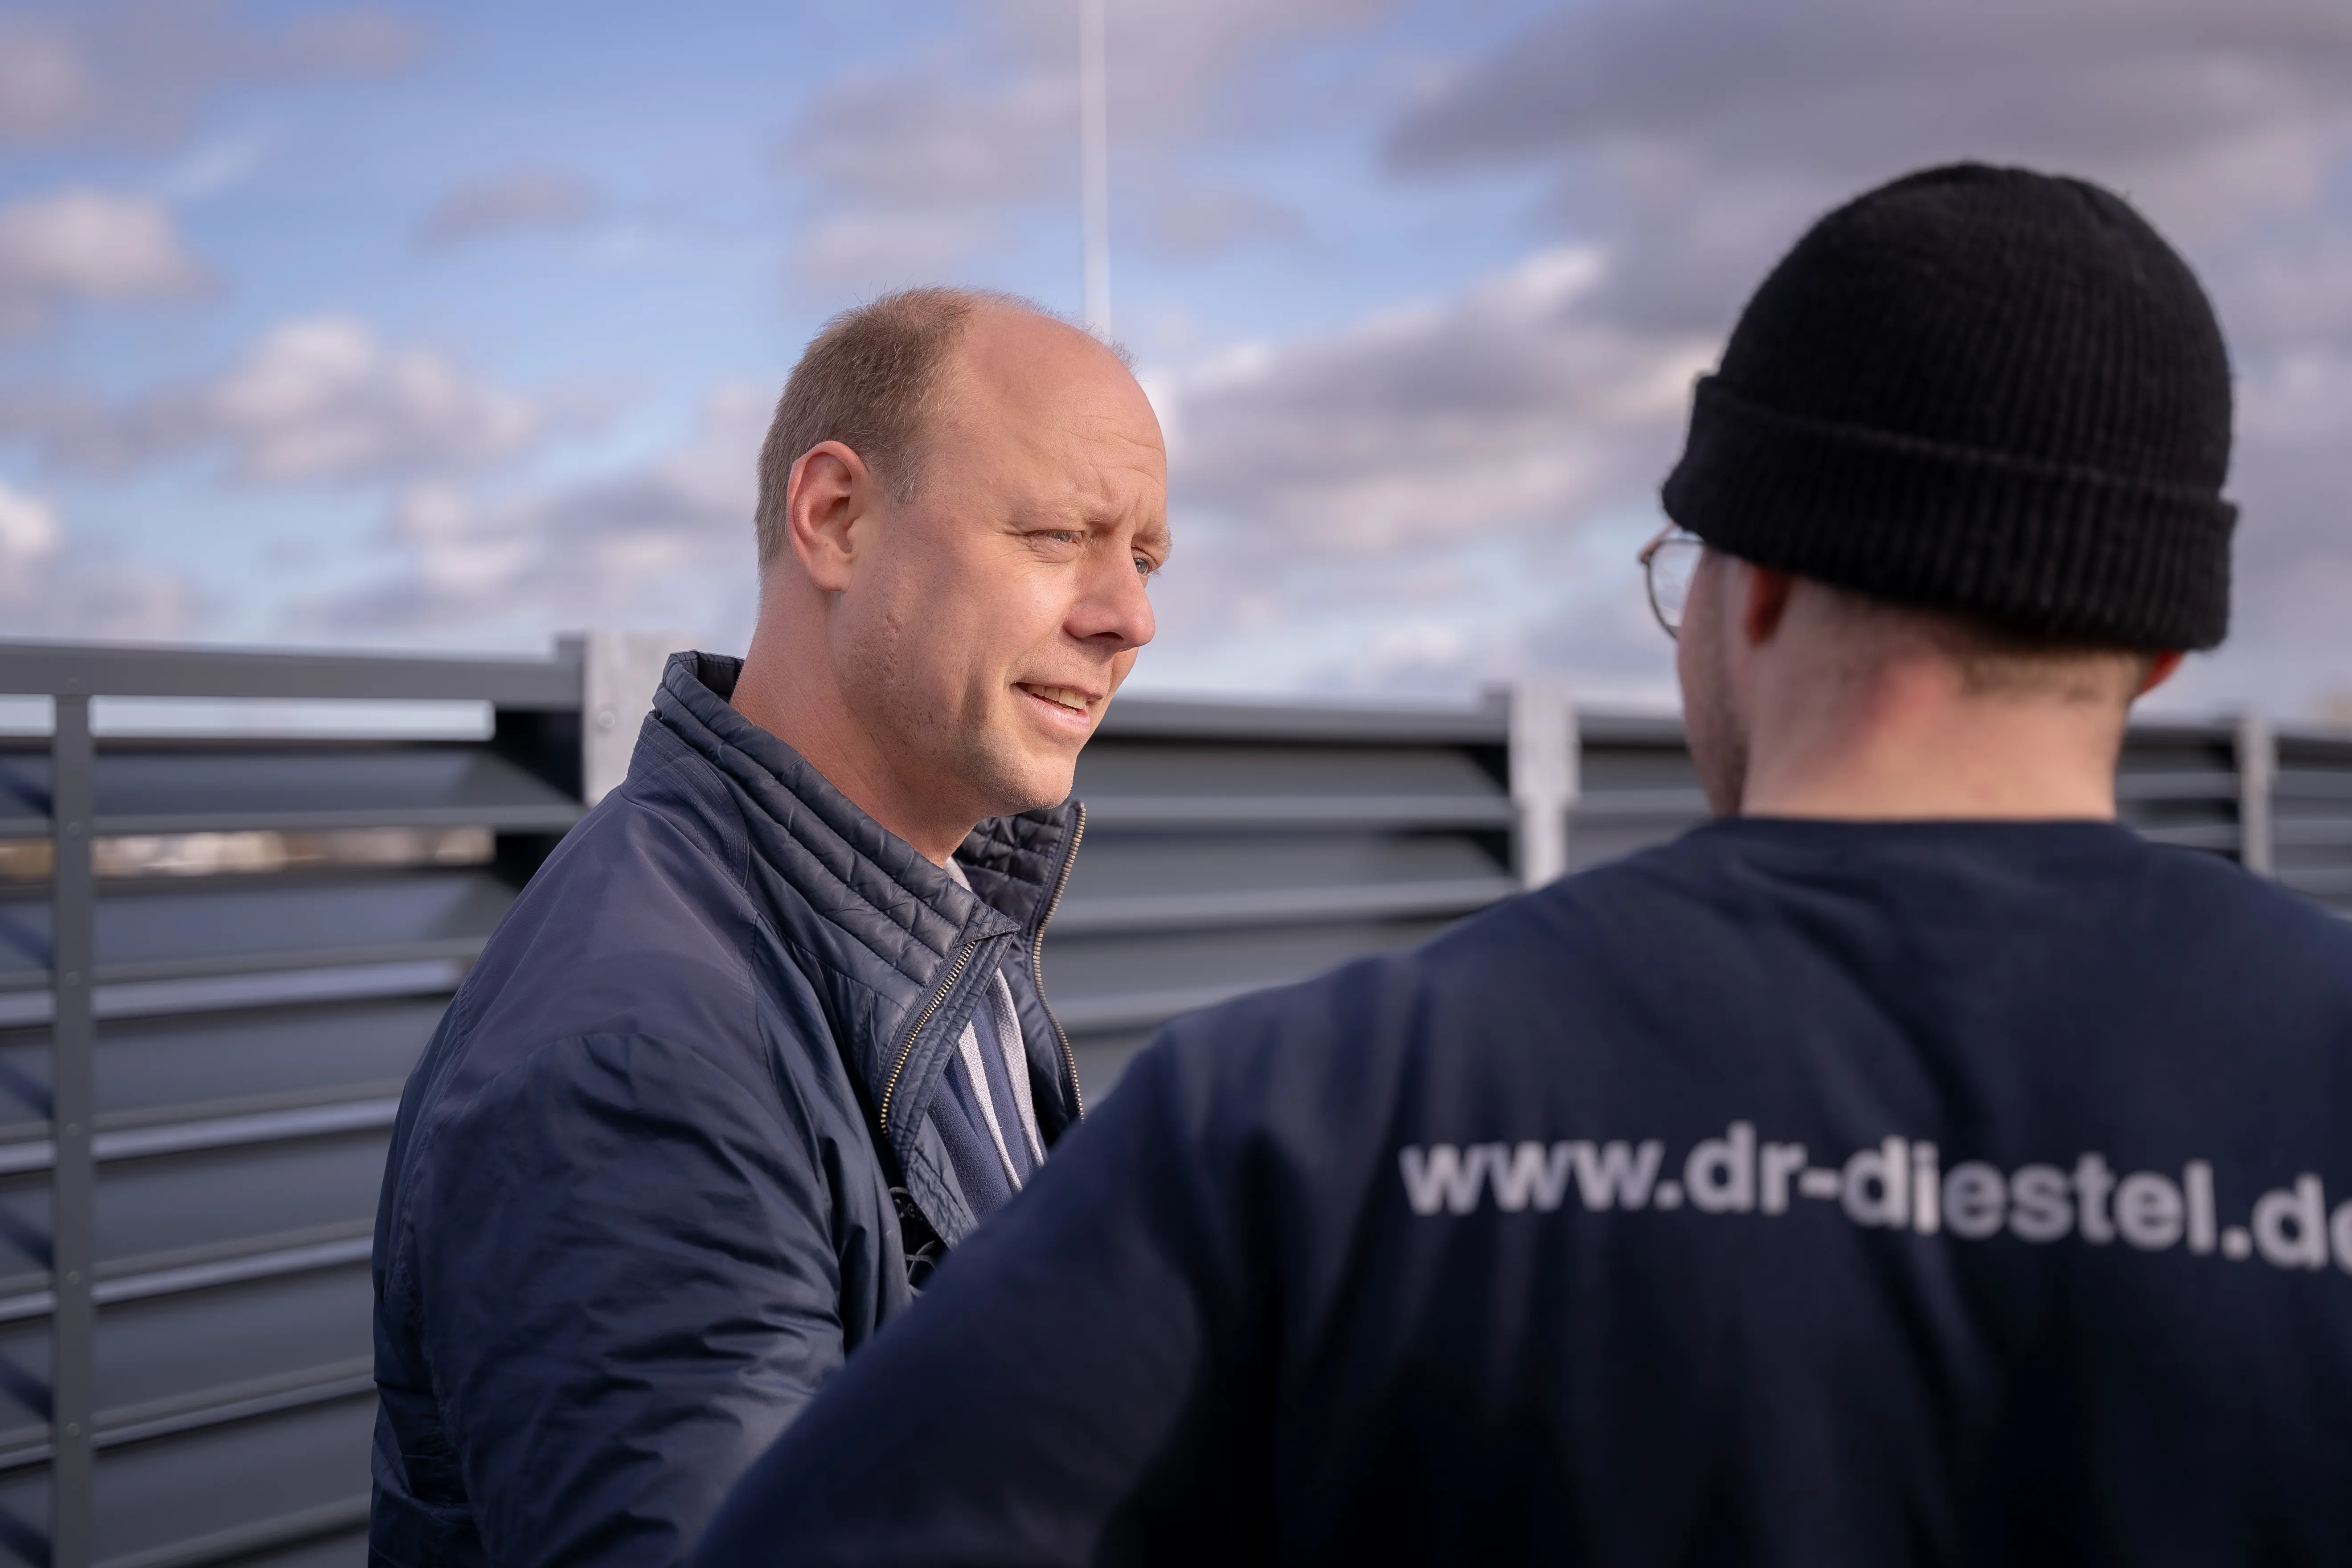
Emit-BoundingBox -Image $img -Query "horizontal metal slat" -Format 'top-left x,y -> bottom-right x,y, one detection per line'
0,798 -> 582,843
0,867 -> 511,992
0,1231 -> 374,1326
2134,823 -> 2241,851
101,1233 -> 375,1310
0,639 -> 578,708
2275,819 -> 2352,849
1081,794 -> 1513,828
1054,876 -> 1516,936
2275,769 -> 2352,801
1053,981 -> 1259,1034
91,802 -> 582,836
87,936 -> 492,989
1577,712 -> 1694,745
0,956 -> 467,1028
0,937 -> 492,1002
2114,771 -> 2241,803
99,1363 -> 375,1456
98,1492 -> 370,1568
0,1361 -> 377,1476
1099,693 -> 1505,745
1573,788 -> 1710,820
0,1097 -> 400,1178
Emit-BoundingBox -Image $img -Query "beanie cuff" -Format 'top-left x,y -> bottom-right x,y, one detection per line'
1661,378 -> 2235,650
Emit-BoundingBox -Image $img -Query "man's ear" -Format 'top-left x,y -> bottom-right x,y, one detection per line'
786,441 -> 873,594
1740,563 -> 1797,649
2136,650 -> 2186,698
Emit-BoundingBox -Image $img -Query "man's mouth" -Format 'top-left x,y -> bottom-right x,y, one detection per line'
1016,684 -> 1094,716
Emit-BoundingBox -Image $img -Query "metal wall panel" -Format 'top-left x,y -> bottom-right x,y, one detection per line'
0,643 -> 584,1568
1063,704 -> 1515,1088
2276,729 -> 2352,914
0,635 -> 2346,1566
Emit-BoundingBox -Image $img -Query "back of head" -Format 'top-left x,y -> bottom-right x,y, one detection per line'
1663,163 -> 2237,655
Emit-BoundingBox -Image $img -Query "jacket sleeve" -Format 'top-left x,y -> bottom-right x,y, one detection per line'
397,1031 -> 848,1568
685,1029 -> 1266,1568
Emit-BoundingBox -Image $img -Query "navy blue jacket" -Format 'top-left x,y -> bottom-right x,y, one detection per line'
369,652 -> 1084,1566
696,820 -> 2352,1566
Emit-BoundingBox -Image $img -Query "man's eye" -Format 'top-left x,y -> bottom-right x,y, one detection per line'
1133,556 -> 1155,577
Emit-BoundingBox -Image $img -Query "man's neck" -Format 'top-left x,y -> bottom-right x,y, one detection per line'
729,622 -> 976,867
1739,663 -> 2127,821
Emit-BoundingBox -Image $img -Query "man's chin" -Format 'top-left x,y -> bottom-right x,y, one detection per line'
967,746 -> 1078,821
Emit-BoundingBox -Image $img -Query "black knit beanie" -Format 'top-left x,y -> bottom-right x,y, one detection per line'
1660,163 -> 2236,650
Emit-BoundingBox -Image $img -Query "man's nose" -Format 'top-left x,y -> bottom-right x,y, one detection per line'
1070,544 -> 1156,652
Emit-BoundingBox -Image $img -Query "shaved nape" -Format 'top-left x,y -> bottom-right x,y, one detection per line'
1813,580 -> 2158,704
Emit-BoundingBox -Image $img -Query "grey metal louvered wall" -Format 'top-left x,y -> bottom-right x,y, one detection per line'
0,635 -> 2344,1568
0,642 -> 582,1568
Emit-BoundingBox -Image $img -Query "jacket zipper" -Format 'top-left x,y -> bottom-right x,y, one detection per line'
1031,802 -> 1086,1120
878,940 -> 976,1137
879,801 -> 1088,1139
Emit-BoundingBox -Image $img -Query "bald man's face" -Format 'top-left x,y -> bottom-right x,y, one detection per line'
827,311 -> 1168,826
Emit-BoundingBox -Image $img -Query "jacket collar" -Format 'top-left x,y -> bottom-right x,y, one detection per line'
632,652 -> 1079,1171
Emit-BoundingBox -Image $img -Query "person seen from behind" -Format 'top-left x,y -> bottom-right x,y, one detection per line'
369,288 -> 1168,1566
691,165 -> 2352,1565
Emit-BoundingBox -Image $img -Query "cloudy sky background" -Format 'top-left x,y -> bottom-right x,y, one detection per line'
1,0 -> 2349,718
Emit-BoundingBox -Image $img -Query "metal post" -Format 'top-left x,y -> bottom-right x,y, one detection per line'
1078,0 -> 1111,338
1510,680 -> 1578,888
49,689 -> 97,1566
581,632 -> 680,806
2236,712 -> 2276,878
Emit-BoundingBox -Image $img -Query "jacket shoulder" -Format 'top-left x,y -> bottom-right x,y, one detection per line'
410,772 -> 805,1159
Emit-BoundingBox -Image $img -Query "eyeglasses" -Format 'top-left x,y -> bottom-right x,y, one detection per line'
1637,525 -> 1705,640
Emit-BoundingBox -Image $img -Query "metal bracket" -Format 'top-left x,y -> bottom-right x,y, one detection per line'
1509,680 -> 1579,888
50,692 -> 96,1568
2236,712 -> 2276,877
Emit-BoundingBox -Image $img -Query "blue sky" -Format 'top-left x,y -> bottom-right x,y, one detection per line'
3,0 -> 2351,721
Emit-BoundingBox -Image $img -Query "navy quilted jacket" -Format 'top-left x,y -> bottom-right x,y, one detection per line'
368,651 -> 1084,1566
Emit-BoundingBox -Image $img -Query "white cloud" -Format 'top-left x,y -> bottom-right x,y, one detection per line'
3,315 -> 547,483
205,317 -> 540,482
420,171 -> 597,248
1393,0 -> 2352,187
0,187 -> 208,339
774,0 -> 1395,291
0,478 -> 196,639
306,382 -> 768,645
1348,0 -> 2352,715
1115,243 -> 1709,699
1166,246 -> 1710,550
282,235 -> 1709,689
0,476 -> 57,560
158,124 -> 275,201
1381,0 -> 2352,342
0,0 -> 417,148
776,65 -> 1074,287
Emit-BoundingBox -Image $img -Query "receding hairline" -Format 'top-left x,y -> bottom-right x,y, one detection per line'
753,287 -> 1132,572
921,304 -> 1152,451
